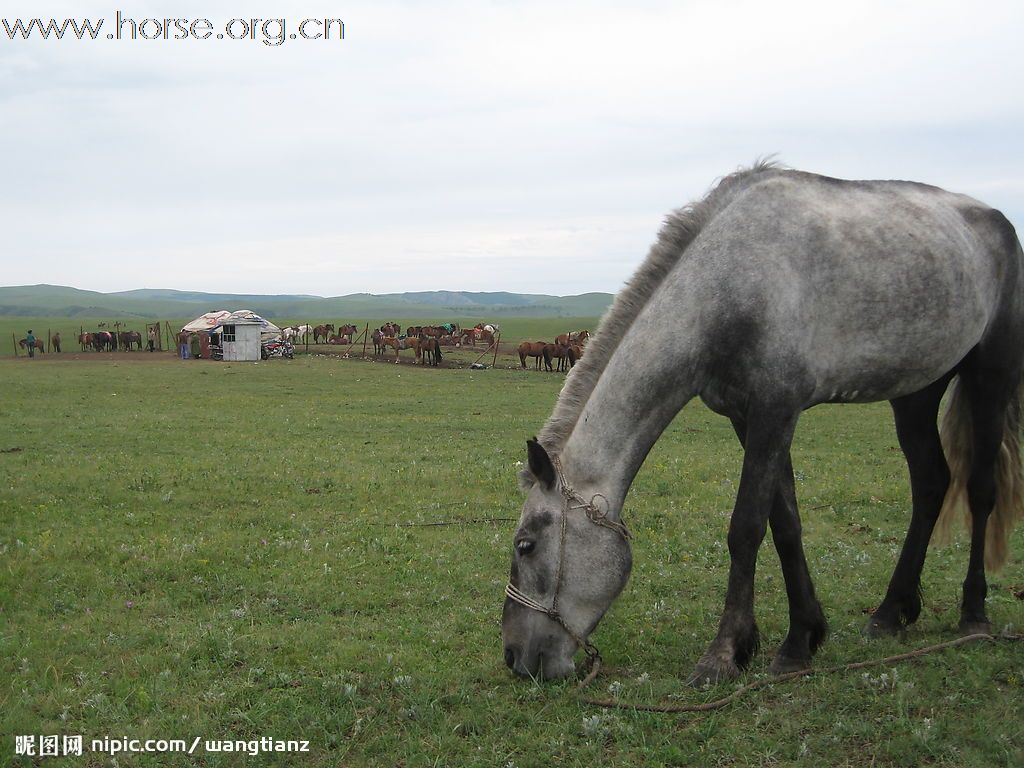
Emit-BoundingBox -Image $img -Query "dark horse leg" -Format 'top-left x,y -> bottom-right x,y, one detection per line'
956,360 -> 1020,634
688,403 -> 800,685
727,416 -> 827,675
866,373 -> 954,636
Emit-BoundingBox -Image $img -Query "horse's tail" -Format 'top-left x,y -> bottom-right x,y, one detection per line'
935,376 -> 1024,571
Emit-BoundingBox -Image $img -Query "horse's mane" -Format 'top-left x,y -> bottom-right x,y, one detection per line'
528,160 -> 782,471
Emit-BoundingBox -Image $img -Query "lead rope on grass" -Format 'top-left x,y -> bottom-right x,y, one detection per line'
575,632 -> 1024,713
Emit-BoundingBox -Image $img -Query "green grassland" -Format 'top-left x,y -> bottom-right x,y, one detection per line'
2,351 -> 1023,766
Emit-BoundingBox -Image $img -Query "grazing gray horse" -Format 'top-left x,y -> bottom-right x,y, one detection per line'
502,162 -> 1024,684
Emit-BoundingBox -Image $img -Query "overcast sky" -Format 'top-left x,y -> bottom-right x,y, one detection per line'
2,1 -> 1022,296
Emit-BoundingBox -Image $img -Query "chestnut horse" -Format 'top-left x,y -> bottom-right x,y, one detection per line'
555,330 -> 591,346
517,341 -> 548,370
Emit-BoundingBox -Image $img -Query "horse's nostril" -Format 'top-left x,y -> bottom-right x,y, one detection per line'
504,648 -> 516,669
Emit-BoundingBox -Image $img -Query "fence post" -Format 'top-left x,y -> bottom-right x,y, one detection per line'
361,323 -> 369,358
12,334 -> 19,357
492,332 -> 501,368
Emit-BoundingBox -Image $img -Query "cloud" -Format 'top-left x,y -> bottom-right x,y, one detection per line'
1,0 -> 1023,295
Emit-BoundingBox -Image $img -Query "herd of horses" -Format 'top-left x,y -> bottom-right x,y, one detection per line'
368,323 -> 498,365
281,324 -> 364,344
77,330 -> 142,352
516,330 -> 590,372
34,321 -> 576,373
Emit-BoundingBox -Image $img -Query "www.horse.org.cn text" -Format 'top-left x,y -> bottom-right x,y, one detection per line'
1,13 -> 346,46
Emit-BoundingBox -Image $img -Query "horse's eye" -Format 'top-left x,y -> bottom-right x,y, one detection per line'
515,539 -> 536,556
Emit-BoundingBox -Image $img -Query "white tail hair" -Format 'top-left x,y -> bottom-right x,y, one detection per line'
934,377 -> 1024,571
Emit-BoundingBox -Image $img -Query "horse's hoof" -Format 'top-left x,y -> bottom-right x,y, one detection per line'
685,656 -> 740,687
863,618 -> 902,638
958,620 -> 992,638
768,654 -> 811,676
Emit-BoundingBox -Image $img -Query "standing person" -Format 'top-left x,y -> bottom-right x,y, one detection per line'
147,327 -> 156,352
178,329 -> 190,359
189,332 -> 201,360
25,330 -> 36,358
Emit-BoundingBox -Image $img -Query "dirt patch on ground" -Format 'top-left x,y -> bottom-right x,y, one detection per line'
8,350 -> 186,364
6,341 -> 545,372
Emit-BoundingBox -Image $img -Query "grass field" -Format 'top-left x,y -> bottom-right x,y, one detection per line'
2,349 -> 1023,766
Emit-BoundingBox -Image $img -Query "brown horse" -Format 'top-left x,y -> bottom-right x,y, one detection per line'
380,336 -> 401,361
381,336 -> 420,362
555,329 -> 591,346
119,331 -> 142,350
313,324 -> 335,344
567,342 -> 584,367
543,342 -> 571,372
517,341 -> 548,370
51,332 -> 61,353
18,339 -> 44,354
78,332 -> 93,350
91,331 -> 115,351
419,337 -> 442,366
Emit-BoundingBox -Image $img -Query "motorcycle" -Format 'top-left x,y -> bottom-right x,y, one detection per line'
261,339 -> 294,359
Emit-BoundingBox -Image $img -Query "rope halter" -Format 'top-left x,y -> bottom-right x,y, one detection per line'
504,455 -> 631,667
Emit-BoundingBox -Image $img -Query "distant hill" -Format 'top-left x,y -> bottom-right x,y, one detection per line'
0,285 -> 614,320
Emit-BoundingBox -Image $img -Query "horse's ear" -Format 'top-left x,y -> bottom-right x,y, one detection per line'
526,438 -> 556,490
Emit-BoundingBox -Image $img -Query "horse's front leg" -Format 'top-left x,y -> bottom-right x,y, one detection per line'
687,406 -> 799,685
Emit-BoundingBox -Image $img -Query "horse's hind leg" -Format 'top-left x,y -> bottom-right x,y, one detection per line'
866,374 -> 954,636
954,364 -> 1022,635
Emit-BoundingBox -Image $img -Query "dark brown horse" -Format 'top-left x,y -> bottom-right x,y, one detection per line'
119,331 -> 142,350
51,332 -> 61,353
18,339 -> 44,353
419,337 -> 442,366
92,331 -> 115,351
543,342 -> 570,372
313,324 -> 335,344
